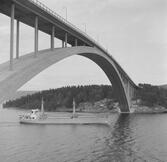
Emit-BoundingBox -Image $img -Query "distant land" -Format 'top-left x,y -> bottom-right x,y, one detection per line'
3,84 -> 167,113
159,84 -> 167,90
3,85 -> 116,112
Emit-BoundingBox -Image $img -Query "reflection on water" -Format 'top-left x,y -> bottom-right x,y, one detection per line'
106,114 -> 135,161
0,109 -> 167,162
104,114 -> 147,161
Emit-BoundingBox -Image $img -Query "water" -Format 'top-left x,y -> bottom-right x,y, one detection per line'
0,108 -> 167,162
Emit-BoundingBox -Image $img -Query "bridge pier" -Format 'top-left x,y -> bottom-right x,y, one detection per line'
75,39 -> 78,46
65,33 -> 68,47
62,41 -> 65,48
34,16 -> 39,57
16,20 -> 20,59
10,3 -> 15,70
51,26 -> 55,50
121,78 -> 136,113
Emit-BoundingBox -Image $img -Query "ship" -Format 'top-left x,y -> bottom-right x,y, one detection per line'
19,98 -> 109,125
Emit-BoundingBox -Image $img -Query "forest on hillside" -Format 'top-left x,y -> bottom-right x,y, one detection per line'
3,84 -> 167,111
136,84 -> 167,108
3,85 -> 115,111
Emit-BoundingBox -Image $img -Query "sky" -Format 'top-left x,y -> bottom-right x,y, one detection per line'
0,0 -> 166,90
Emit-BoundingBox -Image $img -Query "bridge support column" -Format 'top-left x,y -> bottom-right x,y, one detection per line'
127,81 -> 130,100
10,3 -> 15,70
16,20 -> 20,59
34,16 -> 38,57
65,33 -> 68,47
51,26 -> 55,50
125,80 -> 133,111
62,41 -> 64,48
75,39 -> 78,46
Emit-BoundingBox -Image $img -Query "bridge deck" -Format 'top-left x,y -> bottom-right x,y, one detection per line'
0,0 -> 92,46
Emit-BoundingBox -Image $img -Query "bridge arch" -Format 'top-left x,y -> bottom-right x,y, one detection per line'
80,53 -> 130,112
0,46 -> 130,112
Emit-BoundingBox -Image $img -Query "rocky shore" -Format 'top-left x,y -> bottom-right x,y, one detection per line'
56,98 -> 167,114
131,105 -> 167,113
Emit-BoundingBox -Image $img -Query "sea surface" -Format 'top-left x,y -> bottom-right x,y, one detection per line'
0,108 -> 167,162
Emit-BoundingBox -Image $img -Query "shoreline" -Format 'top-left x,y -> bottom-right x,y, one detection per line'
3,98 -> 167,114
3,106 -> 167,114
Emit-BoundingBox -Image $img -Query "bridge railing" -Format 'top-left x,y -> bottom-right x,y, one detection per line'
27,0 -> 108,52
27,0 -> 136,86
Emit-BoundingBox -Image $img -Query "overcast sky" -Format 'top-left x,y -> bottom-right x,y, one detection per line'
0,0 -> 166,90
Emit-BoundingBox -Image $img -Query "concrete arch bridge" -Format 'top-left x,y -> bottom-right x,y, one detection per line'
0,0 -> 138,112
0,47 -> 137,112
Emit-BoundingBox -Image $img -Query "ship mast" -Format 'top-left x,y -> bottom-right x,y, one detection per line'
41,97 -> 44,114
73,98 -> 76,116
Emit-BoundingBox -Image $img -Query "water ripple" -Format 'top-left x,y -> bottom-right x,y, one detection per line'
0,110 -> 167,162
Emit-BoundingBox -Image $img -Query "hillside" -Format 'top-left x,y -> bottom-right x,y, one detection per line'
3,85 -> 116,111
159,84 -> 167,90
136,84 -> 167,108
3,84 -> 167,112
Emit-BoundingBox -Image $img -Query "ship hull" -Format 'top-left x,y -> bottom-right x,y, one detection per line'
20,116 -> 109,125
